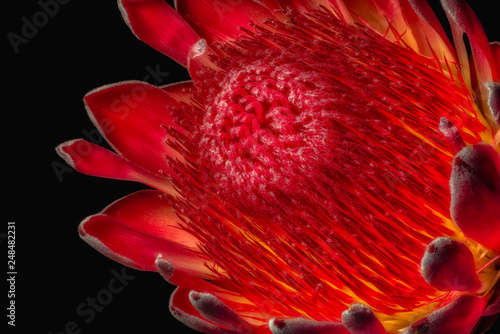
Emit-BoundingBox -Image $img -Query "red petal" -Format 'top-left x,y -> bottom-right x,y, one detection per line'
79,190 -> 209,272
118,0 -> 200,67
406,0 -> 454,49
331,0 -> 417,47
56,139 -> 176,195
491,42 -> 500,80
334,1 -> 387,32
441,0 -> 497,84
101,190 -> 198,246
450,143 -> 500,252
176,0 -> 273,44
169,287 -> 240,334
56,139 -> 142,179
400,0 -> 456,59
84,81 -> 187,179
404,294 -> 486,334
160,80 -> 196,103
359,0 -> 451,60
483,296 -> 500,317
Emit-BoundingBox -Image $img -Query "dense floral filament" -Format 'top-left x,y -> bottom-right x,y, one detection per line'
160,9 -> 487,326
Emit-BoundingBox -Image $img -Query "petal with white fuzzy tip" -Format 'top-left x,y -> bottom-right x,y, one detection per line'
420,237 -> 481,292
450,143 -> 500,252
78,190 -> 210,273
439,117 -> 465,153
118,0 -> 200,67
341,303 -> 387,334
406,0 -> 456,57
83,81 -> 188,180
189,291 -> 253,333
56,139 -> 177,195
169,287 -> 241,334
440,0 -> 497,98
269,318 -> 349,334
485,82 -> 500,125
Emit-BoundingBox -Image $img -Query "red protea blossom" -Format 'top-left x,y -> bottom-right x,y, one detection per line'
56,0 -> 500,333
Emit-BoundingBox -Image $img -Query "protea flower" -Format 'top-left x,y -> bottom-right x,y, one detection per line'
56,0 -> 500,333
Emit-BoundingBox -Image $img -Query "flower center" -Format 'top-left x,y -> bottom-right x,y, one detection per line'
200,60 -> 342,207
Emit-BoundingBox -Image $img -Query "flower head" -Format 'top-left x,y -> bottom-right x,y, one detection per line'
57,0 -> 500,333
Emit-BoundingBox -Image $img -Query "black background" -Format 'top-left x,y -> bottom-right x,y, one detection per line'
4,0 -> 499,333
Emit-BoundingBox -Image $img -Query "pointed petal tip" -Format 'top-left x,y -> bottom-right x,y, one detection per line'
78,215 -> 140,270
75,193 -> 209,273
80,80 -> 187,182
118,0 -> 200,67
55,138 -> 167,187
55,139 -> 81,169
55,139 -> 132,180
